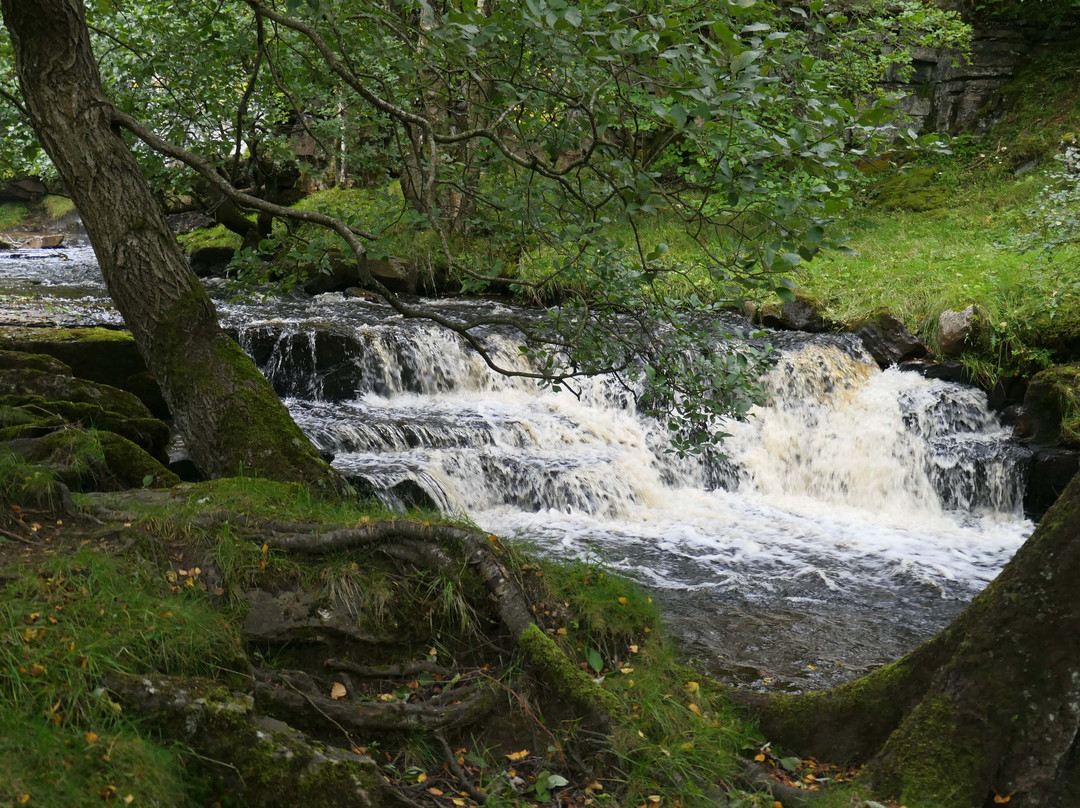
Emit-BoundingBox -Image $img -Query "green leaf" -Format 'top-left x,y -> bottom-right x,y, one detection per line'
546,774 -> 570,788
779,756 -> 800,771
563,6 -> 582,27
730,50 -> 758,73
586,647 -> 604,674
141,474 -> 154,488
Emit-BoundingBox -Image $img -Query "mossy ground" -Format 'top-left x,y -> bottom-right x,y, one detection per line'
0,469 -> 902,808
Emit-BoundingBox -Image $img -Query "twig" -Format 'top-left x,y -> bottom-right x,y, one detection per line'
435,733 -> 488,805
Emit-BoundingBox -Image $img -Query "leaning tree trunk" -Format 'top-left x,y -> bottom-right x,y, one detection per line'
741,472 -> 1080,807
1,0 -> 347,495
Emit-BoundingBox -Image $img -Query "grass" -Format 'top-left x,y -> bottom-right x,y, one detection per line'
0,545 -> 243,807
0,202 -> 28,232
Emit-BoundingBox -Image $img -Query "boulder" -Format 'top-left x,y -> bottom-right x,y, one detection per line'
303,253 -> 418,296
0,327 -> 169,418
851,311 -> 928,367
756,293 -> 832,333
0,367 -> 152,419
1025,448 -> 1080,522
0,349 -> 72,375
937,306 -> 979,356
189,245 -> 237,278
2,428 -> 179,492
23,234 -> 64,249
1015,365 -> 1080,448
0,176 -> 47,203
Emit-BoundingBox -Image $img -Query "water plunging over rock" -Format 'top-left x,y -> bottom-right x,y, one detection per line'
0,248 -> 1034,689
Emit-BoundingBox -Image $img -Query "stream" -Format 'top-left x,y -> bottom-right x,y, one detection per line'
0,245 -> 1034,691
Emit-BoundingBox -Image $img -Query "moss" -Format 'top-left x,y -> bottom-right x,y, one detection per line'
176,223 -> 243,254
518,622 -> 620,720
0,328 -> 157,406
873,167 -> 949,212
41,194 -> 75,220
0,202 -> 29,231
0,368 -> 152,420
865,696 -> 984,808
0,349 -> 71,375
1023,365 -> 1080,446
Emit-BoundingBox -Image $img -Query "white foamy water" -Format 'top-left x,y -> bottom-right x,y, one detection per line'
0,250 -> 1033,686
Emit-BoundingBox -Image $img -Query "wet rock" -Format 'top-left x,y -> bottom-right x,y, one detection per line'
755,293 -> 832,333
851,311 -> 928,368
190,245 -> 237,278
1015,365 -> 1080,447
938,306 -> 979,356
240,587 -> 387,645
899,359 -> 972,384
1026,448 -> 1080,521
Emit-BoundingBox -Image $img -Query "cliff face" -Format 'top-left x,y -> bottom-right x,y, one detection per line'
883,27 -> 1031,134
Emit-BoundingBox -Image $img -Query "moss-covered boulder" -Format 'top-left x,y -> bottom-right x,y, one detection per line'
0,349 -> 72,375
0,327 -> 168,417
1018,365 -> 1080,448
0,367 -> 152,419
873,167 -> 949,212
755,292 -> 833,333
0,395 -> 169,462
1,427 -> 179,491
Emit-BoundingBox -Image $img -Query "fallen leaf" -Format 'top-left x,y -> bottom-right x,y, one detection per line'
331,682 -> 347,700
620,666 -> 634,674
452,800 -> 466,806
585,781 -> 604,794
556,627 -> 567,635
684,681 -> 699,693
687,703 -> 702,716
993,796 -> 1011,805
618,597 -> 628,605
417,772 -> 428,784
85,732 -> 99,744
16,794 -> 29,804
754,753 -> 766,763
629,644 -> 638,653
506,749 -> 530,762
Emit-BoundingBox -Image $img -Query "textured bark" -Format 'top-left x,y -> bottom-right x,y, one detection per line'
748,473 -> 1080,807
0,0 -> 347,494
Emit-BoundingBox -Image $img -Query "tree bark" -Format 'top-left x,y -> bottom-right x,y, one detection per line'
0,0 -> 348,494
743,472 -> 1080,807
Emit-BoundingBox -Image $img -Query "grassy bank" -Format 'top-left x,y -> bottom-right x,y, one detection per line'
7,469 -> 875,808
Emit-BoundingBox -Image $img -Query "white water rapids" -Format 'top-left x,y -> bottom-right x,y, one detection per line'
0,247 -> 1033,689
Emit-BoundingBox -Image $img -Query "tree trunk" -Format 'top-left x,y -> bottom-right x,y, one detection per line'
742,472 -> 1080,807
1,0 -> 348,495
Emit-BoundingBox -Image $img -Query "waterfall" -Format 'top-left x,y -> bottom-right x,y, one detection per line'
0,248 -> 1034,687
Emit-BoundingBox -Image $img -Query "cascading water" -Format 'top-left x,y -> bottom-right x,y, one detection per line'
0,247 -> 1034,689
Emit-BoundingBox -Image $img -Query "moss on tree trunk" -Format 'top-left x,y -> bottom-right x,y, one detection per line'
0,0 -> 349,496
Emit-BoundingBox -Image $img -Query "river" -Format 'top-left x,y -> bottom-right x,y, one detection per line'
0,245 -> 1033,690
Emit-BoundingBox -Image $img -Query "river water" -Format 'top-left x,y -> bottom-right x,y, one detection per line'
0,246 -> 1033,690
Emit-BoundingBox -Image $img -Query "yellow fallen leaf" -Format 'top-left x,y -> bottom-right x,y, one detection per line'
687,703 -> 702,716
629,644 -> 638,653
331,682 -> 347,700
618,597 -> 628,605
773,802 -> 783,808
754,753 -> 766,762
452,800 -> 466,806
85,731 -> 99,744
620,666 -> 634,674
123,797 -> 134,805
427,788 -> 443,796
506,749 -> 530,762
17,794 -> 29,804
417,773 -> 428,784
684,681 -> 699,693
993,796 -> 1011,805
556,627 -> 567,635
27,663 -> 45,677
648,796 -> 662,803
585,781 -> 604,794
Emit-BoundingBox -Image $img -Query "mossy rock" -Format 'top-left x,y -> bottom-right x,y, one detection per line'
0,368 -> 152,420
0,405 -> 67,441
1025,301 -> 1080,362
1,427 -> 179,491
0,328 -> 168,417
0,395 -> 169,462
872,167 -> 950,213
0,349 -> 72,375
1020,365 -> 1080,448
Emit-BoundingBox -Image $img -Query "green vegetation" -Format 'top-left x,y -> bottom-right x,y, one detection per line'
0,202 -> 27,231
